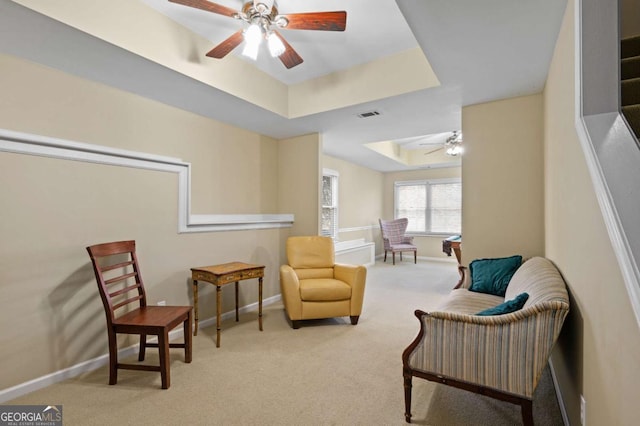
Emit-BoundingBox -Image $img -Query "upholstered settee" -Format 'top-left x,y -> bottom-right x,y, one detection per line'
402,257 -> 569,425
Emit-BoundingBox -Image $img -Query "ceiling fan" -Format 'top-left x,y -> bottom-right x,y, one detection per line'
418,130 -> 463,157
168,0 -> 347,69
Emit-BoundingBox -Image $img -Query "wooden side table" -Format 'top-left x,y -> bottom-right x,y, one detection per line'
191,262 -> 265,348
442,235 -> 462,265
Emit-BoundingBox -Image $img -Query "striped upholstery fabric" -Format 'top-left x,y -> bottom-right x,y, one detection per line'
438,288 -> 504,314
504,257 -> 569,307
407,257 -> 569,398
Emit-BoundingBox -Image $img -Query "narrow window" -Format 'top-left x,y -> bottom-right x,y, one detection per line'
321,169 -> 339,239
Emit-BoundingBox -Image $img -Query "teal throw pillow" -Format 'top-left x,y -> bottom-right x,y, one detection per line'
476,292 -> 529,316
469,255 -> 522,297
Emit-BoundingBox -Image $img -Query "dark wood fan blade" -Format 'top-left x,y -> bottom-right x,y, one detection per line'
168,0 -> 238,18
273,31 -> 303,69
206,30 -> 244,58
282,11 -> 347,31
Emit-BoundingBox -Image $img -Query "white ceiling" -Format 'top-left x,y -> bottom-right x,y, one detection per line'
1,0 -> 567,172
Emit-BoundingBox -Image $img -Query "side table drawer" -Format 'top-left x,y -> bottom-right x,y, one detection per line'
192,271 -> 214,282
240,269 -> 263,280
219,273 -> 240,283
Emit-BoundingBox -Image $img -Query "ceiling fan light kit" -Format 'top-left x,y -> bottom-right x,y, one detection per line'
445,131 -> 464,156
241,23 -> 261,59
168,0 -> 347,69
267,32 -> 285,57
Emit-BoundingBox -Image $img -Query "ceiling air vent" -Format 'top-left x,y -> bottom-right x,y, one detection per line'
357,110 -> 381,118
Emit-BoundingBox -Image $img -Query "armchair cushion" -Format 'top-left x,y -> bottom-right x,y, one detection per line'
469,255 -> 522,296
300,279 -> 352,301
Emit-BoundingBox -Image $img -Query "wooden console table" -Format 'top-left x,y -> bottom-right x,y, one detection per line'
191,262 -> 265,347
442,235 -> 462,265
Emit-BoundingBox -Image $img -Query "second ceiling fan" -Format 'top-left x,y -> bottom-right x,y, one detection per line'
168,0 -> 347,69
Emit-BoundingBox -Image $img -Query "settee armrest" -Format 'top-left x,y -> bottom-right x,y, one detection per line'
402,301 -> 569,398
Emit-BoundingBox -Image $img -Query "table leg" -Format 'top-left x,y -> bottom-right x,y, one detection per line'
216,285 -> 221,348
453,247 -> 462,265
235,281 -> 239,322
258,276 -> 263,331
193,279 -> 199,336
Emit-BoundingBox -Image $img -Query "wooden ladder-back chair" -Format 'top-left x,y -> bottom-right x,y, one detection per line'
86,240 -> 192,389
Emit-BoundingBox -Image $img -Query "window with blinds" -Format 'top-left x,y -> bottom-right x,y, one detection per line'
321,169 -> 339,239
394,178 -> 461,234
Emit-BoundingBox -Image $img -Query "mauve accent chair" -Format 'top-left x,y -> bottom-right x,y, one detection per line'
379,218 -> 417,265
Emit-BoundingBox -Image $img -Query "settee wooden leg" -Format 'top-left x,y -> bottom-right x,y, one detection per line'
521,399 -> 533,426
291,320 -> 301,329
350,315 -> 359,325
403,372 -> 413,423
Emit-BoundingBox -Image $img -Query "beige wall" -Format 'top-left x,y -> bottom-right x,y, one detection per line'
0,54 -> 311,389
461,94 -> 545,265
544,1 -> 640,424
383,167 -> 461,260
278,133 -> 322,237
322,155 -> 384,250
289,47 -> 439,117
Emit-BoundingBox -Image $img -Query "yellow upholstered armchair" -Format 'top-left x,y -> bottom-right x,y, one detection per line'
279,236 -> 367,329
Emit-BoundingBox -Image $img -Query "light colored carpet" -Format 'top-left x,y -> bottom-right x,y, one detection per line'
8,259 -> 563,425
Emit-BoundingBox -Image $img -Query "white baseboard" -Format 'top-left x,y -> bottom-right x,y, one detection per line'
548,359 -> 570,426
374,254 -> 457,264
419,256 -> 458,263
0,294 -> 282,403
